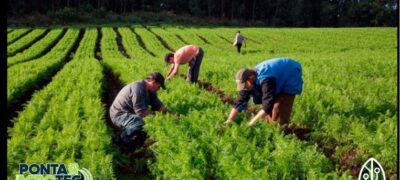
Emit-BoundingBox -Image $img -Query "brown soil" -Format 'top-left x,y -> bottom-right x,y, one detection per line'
197,80 -> 235,104
339,149 -> 362,177
282,124 -> 312,141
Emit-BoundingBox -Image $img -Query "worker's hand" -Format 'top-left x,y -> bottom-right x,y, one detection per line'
265,114 -> 272,123
223,119 -> 233,125
246,119 -> 257,127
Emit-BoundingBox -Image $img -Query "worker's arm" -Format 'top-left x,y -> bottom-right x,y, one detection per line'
158,105 -> 168,113
224,108 -> 239,124
247,78 -> 275,126
131,88 -> 151,118
247,109 -> 266,126
261,78 -> 276,121
149,92 -> 168,114
139,111 -> 151,117
223,90 -> 251,124
166,64 -> 175,77
166,63 -> 180,80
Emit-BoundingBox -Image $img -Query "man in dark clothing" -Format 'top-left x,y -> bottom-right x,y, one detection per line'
223,57 -> 303,126
110,72 -> 168,151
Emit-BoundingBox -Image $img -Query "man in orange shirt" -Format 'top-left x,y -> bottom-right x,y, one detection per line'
164,44 -> 204,83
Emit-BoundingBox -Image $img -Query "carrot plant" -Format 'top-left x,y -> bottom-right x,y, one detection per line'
7,29 -> 80,106
8,28 -> 115,179
8,28 -> 65,67
7,28 -> 48,56
7,28 -> 31,44
7,26 -> 397,179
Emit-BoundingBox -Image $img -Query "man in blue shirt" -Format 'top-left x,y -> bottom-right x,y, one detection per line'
223,57 -> 303,126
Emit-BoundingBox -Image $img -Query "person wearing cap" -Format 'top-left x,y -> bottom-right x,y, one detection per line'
110,72 -> 168,151
164,44 -> 204,83
224,57 -> 303,126
233,31 -> 245,54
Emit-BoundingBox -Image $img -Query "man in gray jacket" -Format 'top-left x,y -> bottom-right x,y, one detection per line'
110,72 -> 168,151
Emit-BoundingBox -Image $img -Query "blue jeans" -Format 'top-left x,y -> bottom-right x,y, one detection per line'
111,113 -> 147,147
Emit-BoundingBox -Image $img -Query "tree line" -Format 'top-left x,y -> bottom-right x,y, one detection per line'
8,0 -> 398,26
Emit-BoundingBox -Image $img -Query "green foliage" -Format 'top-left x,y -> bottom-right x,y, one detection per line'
7,26 -> 397,179
8,28 -> 65,67
7,29 -> 80,106
7,28 -> 31,44
8,28 -> 115,179
7,28 -> 47,56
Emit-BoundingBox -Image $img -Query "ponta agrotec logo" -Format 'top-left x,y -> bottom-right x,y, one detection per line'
358,158 -> 386,180
16,163 -> 93,180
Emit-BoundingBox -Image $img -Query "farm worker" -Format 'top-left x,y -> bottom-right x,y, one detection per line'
223,57 -> 303,126
233,31 -> 245,53
110,72 -> 168,151
164,44 -> 204,83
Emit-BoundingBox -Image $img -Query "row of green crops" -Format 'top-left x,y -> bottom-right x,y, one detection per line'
100,26 -> 352,179
117,27 -> 154,60
7,28 -> 48,56
7,28 -> 31,44
7,26 -> 397,179
153,26 -> 397,177
7,28 -> 80,106
7,28 -> 114,179
7,28 -> 66,67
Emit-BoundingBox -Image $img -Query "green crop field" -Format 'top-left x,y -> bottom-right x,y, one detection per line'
7,25 -> 397,179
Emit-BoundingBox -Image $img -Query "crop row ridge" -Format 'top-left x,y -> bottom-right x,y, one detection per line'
7,28 -> 33,45
8,28 -> 68,68
7,29 -> 85,130
217,35 -> 232,44
129,27 -> 157,57
175,34 -> 190,44
8,29 -> 51,57
142,25 -> 175,52
197,35 -> 211,45
113,27 -> 131,59
194,77 -> 385,179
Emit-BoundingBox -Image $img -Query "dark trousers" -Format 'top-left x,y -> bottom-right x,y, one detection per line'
187,48 -> 204,83
252,93 -> 295,125
236,43 -> 242,53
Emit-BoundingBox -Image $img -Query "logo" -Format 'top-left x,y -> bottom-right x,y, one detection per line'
358,158 -> 386,180
16,163 -> 93,180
